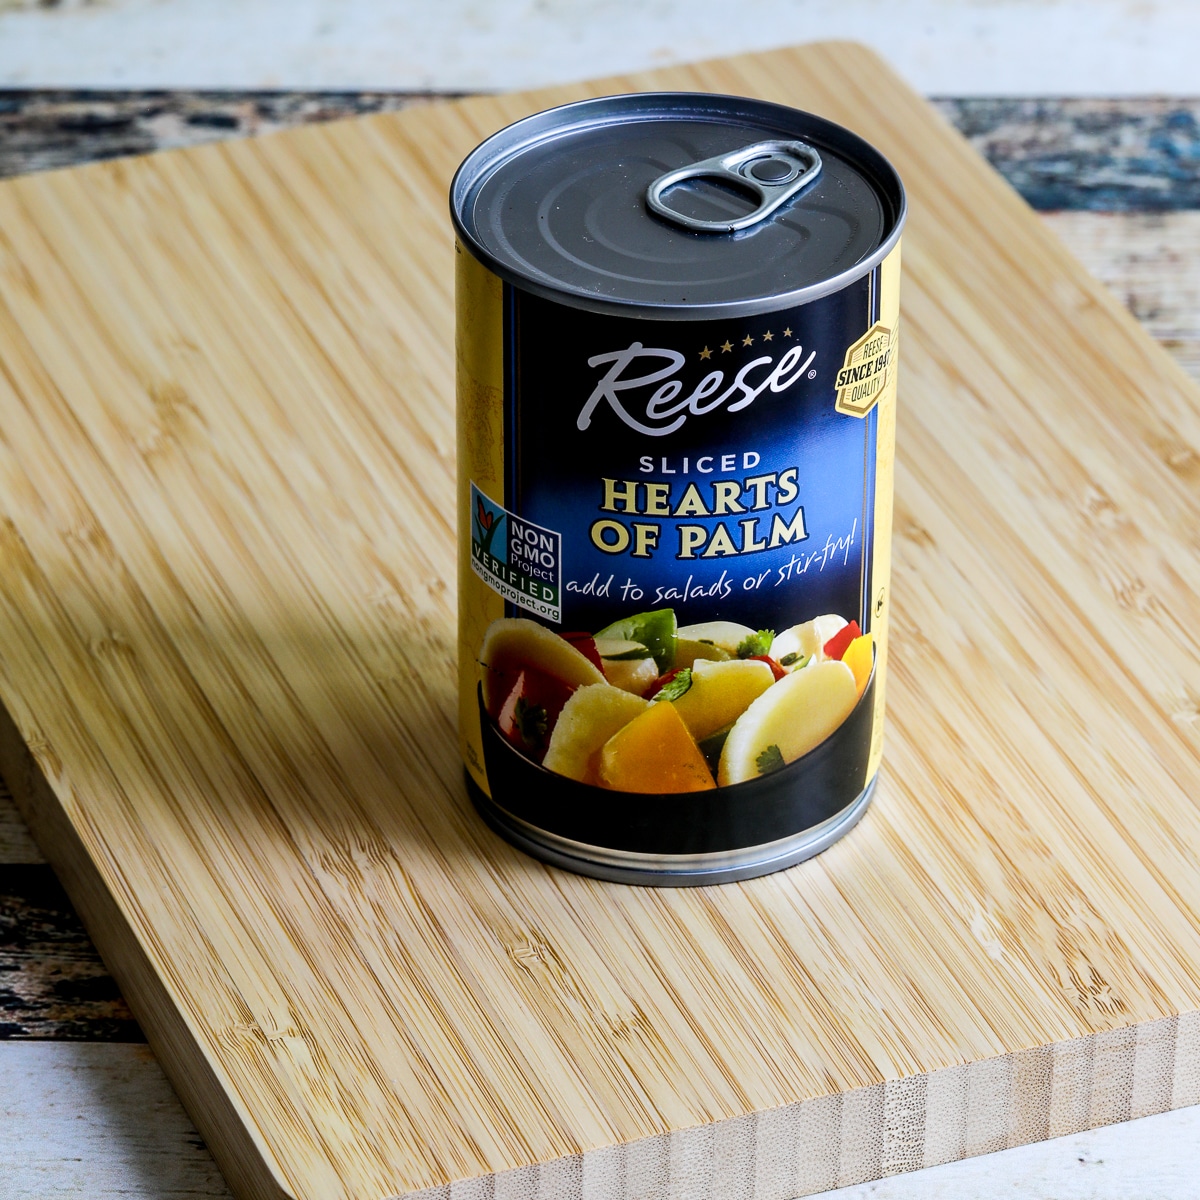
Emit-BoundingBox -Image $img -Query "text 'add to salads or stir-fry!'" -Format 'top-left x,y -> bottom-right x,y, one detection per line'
452,94 -> 905,885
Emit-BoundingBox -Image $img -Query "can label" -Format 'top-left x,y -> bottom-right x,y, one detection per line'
458,241 -> 900,852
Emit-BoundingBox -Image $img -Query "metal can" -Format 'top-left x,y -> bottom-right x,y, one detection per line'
451,93 -> 905,886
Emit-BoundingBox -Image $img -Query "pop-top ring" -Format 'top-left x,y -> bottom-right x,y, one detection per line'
646,138 -> 823,234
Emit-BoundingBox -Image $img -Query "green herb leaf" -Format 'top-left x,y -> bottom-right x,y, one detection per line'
513,697 -> 548,747
756,743 -> 785,775
778,651 -> 810,669
653,668 -> 693,703
602,646 -> 654,662
736,629 -> 775,659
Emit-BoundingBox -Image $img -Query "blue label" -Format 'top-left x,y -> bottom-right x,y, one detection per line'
499,275 -> 879,637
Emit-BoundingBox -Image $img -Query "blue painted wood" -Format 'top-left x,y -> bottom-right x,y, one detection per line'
0,857 -> 142,1041
932,98 -> 1200,211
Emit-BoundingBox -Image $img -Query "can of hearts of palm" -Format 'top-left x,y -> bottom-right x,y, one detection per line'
451,93 -> 905,886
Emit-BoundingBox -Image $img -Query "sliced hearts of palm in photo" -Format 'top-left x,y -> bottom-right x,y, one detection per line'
478,608 -> 873,793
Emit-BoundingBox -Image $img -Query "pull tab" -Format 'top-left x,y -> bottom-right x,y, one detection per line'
646,139 -> 822,234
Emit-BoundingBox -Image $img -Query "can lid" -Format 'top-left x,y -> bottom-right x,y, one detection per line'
451,93 -> 906,320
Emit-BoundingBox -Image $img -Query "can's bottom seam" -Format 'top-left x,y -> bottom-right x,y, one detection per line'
469,774 -> 877,887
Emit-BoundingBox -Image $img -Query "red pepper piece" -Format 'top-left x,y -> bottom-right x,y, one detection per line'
497,670 -> 529,742
560,631 -> 604,671
823,620 -> 862,662
495,666 -> 576,761
749,654 -> 787,681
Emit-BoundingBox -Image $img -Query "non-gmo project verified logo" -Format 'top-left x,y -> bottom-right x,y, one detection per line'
470,483 -> 562,623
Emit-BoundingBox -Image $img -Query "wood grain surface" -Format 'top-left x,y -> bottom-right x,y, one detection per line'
3,43 -> 1200,1200
2,206 -> 1199,1044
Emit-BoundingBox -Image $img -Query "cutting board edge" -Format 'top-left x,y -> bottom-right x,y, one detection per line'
0,698 -> 299,1200
462,1014 -> 1200,1199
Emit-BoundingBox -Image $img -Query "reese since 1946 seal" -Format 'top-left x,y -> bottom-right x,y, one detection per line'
452,93 -> 906,886
835,320 -> 898,417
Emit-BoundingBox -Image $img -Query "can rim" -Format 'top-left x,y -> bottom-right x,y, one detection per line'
450,91 -> 907,321
469,773 -> 878,886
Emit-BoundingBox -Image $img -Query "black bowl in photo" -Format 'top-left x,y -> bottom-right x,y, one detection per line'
474,662 -> 876,857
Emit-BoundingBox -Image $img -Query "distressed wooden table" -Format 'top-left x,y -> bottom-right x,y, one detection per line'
1,92 -> 1199,1199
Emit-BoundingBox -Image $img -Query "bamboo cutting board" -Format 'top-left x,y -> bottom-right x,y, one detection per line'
3,42 -> 1200,1200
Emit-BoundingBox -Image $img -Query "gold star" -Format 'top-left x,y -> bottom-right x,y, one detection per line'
742,334 -> 754,347
762,330 -> 774,341
782,327 -> 793,338
720,340 -> 733,353
699,346 -> 712,360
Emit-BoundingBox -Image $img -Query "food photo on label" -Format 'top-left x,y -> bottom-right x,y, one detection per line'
478,610 -> 874,791
452,92 -> 904,884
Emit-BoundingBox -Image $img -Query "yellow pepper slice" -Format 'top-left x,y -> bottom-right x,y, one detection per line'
599,700 -> 716,793
840,632 -> 874,698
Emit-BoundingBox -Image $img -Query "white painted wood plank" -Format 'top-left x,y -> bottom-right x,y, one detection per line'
1,0 -> 1197,93
0,1042 -> 232,1198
